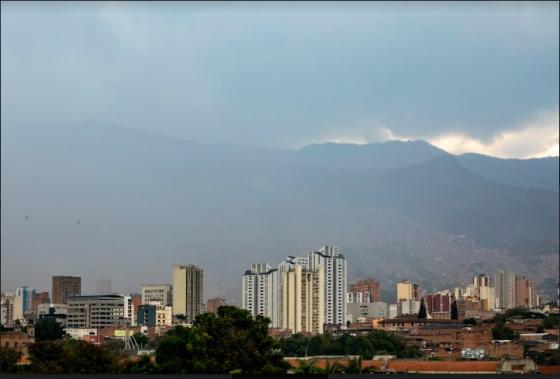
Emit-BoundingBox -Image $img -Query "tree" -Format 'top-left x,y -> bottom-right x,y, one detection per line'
344,357 -> 363,373
120,355 -> 159,373
132,332 -> 149,348
491,324 -> 518,340
29,340 -> 117,373
34,319 -> 66,341
156,306 -> 289,374
418,298 -> 427,319
450,300 -> 459,320
0,346 -> 22,373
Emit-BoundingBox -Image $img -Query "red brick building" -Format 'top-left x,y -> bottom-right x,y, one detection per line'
206,297 -> 226,314
348,279 -> 381,302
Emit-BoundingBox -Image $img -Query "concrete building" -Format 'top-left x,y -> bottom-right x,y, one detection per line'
347,301 -> 388,322
52,276 -> 81,304
479,286 -> 496,311
399,299 -> 421,316
388,304 -> 399,319
308,246 -> 347,326
66,294 -> 129,329
397,281 -> 419,303
13,287 -> 35,321
95,279 -> 112,295
137,304 -> 172,326
473,274 -> 490,288
141,284 -> 172,306
242,263 -> 280,327
494,271 -> 516,309
172,264 -> 203,322
37,303 -> 68,326
206,297 -> 226,314
1,293 -> 16,326
31,292 -> 50,316
515,276 -> 536,308
424,292 -> 452,318
282,264 -> 324,334
348,279 -> 381,303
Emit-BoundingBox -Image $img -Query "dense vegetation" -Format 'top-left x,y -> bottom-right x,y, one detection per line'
155,306 -> 288,374
277,330 -> 422,359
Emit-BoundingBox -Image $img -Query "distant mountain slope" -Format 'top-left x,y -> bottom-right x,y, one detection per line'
458,153 -> 559,191
1,122 -> 558,301
374,155 -> 559,253
298,140 -> 448,170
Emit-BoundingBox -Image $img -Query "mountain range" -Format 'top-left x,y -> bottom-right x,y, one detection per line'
1,122 -> 558,302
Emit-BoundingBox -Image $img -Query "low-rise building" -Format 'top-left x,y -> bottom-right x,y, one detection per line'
66,294 -> 130,329
137,304 -> 172,326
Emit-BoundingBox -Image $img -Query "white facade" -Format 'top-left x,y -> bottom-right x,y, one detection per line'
307,246 -> 347,326
347,301 -> 388,321
142,284 -> 172,306
242,263 -> 280,328
494,271 -> 516,309
66,295 -> 128,329
398,299 -> 421,316
388,304 -> 398,319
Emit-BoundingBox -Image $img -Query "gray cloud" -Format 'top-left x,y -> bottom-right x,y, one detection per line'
1,1 -> 558,151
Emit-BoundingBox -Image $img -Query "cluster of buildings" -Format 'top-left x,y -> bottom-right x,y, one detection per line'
1,265 -> 223,333
0,247 -> 550,337
240,247 -> 546,336
242,245 -> 346,334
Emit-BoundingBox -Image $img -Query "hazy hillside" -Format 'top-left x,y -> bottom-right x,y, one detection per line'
458,153 -> 559,191
1,122 -> 558,302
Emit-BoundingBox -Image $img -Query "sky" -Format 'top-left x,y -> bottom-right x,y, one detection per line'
1,1 -> 558,158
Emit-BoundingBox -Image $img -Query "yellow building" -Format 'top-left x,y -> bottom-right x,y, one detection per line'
282,264 -> 324,334
172,264 -> 203,322
396,281 -> 419,302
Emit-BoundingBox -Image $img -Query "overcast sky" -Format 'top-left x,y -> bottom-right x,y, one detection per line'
1,1 -> 559,158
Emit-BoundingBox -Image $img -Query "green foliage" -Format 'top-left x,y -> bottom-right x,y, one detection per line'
463,317 -> 477,326
491,324 -> 518,340
132,332 -> 149,348
418,298 -> 427,319
541,314 -> 559,329
0,346 -> 22,373
527,350 -> 560,366
278,329 -> 421,359
120,355 -> 159,374
155,306 -> 289,374
29,340 -> 117,373
293,359 -> 322,374
344,357 -> 363,373
34,318 -> 66,341
503,307 -> 545,320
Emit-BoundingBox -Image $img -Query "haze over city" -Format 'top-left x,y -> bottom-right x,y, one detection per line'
1,1 -> 558,302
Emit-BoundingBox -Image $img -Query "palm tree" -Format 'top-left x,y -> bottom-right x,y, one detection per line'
344,357 -> 363,373
294,360 -> 320,374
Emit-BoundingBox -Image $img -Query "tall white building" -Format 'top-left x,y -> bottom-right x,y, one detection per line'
494,271 -> 516,309
242,263 -> 280,327
142,284 -> 172,306
307,246 -> 347,326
